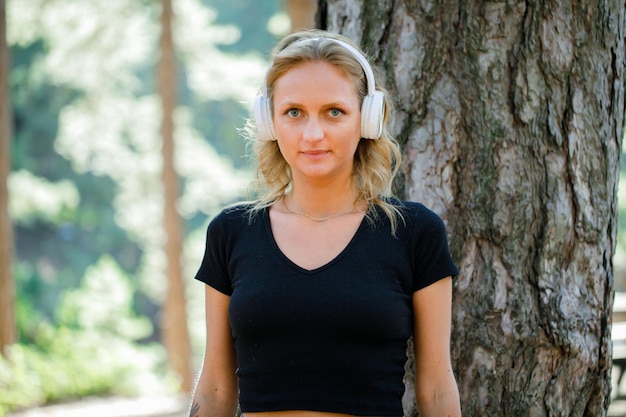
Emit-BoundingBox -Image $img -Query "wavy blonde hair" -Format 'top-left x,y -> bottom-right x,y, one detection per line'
246,30 -> 404,232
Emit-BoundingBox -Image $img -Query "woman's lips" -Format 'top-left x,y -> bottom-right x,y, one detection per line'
301,150 -> 329,159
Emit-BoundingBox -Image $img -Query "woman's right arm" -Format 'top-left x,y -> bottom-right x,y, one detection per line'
189,285 -> 239,417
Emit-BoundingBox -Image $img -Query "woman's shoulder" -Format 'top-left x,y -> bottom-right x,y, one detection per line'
209,201 -> 263,227
388,199 -> 448,230
381,198 -> 437,217
396,199 -> 435,215
221,200 -> 257,215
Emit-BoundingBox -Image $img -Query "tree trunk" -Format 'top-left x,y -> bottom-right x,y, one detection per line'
321,1 -> 624,416
0,0 -> 15,355
285,0 -> 318,32
158,0 -> 193,393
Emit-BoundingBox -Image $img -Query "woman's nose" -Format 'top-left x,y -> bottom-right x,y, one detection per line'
302,117 -> 324,141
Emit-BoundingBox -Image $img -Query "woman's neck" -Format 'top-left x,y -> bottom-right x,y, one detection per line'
284,180 -> 361,218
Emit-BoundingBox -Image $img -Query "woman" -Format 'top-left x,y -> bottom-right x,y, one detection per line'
190,29 -> 462,417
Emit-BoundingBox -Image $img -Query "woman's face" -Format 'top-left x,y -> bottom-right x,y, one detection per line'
272,60 -> 361,186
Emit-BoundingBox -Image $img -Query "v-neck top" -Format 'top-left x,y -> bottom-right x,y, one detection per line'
195,200 -> 458,416
266,206 -> 367,274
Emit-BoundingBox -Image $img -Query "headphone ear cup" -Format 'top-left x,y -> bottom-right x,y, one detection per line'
360,91 -> 385,139
253,94 -> 277,141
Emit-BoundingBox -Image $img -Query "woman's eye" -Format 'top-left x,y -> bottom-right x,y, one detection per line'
328,108 -> 344,117
286,109 -> 301,117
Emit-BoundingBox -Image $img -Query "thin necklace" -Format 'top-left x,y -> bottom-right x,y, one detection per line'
283,201 -> 361,222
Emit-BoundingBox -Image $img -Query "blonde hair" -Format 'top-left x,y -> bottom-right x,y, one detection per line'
246,30 -> 404,232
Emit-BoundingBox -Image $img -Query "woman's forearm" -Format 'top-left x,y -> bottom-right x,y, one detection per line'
415,386 -> 462,417
189,381 -> 238,417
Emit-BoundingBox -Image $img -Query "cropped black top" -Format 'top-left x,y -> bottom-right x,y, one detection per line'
194,201 -> 458,416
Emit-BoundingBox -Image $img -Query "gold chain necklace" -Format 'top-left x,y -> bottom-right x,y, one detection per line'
283,202 -> 361,222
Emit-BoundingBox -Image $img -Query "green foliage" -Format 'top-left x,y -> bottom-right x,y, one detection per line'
8,170 -> 80,226
4,0 -> 282,411
0,256 -> 173,417
9,29 -> 145,319
207,0 -> 284,53
55,256 -> 153,339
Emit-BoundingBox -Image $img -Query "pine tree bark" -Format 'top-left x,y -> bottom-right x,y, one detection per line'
159,0 -> 193,393
0,0 -> 15,355
321,1 -> 624,416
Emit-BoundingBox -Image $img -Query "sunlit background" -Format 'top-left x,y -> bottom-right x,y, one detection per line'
1,0 -> 301,413
3,0 -> 626,415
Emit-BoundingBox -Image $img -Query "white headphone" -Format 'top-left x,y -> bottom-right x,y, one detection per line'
253,37 -> 385,142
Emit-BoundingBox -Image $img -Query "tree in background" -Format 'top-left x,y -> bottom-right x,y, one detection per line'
4,0 -> 275,403
0,0 -> 15,354
158,0 -> 193,393
284,0 -> 317,32
320,1 -> 624,416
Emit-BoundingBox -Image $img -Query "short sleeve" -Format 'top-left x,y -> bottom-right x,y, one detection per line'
194,211 -> 234,296
410,207 -> 459,292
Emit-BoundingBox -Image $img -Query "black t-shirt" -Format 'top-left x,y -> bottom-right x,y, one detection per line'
195,200 -> 458,416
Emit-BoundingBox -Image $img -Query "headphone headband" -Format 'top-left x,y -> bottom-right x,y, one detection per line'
254,36 -> 385,141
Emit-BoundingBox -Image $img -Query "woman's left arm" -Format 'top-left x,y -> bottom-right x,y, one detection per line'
413,276 -> 462,417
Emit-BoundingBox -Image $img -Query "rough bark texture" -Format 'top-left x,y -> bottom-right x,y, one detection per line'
159,0 -> 193,393
322,1 -> 624,416
0,0 -> 15,354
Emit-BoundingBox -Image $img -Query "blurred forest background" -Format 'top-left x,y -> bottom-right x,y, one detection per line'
1,0 -> 626,415
0,0 -> 305,414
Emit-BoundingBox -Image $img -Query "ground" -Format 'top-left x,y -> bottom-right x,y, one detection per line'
5,396 -> 189,417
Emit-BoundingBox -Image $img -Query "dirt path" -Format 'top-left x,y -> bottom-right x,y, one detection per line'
6,396 -> 188,417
